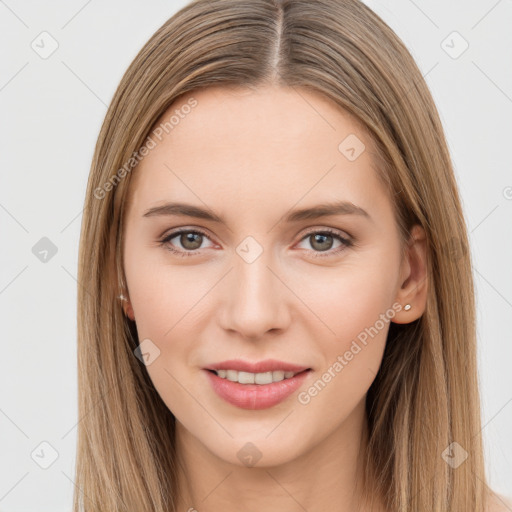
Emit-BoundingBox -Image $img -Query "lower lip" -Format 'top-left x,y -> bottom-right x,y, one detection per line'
204,369 -> 311,410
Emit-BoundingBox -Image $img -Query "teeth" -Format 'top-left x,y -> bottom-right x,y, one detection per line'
238,371 -> 255,384
254,372 -> 272,384
226,369 -> 238,382
214,369 -> 300,384
272,370 -> 285,382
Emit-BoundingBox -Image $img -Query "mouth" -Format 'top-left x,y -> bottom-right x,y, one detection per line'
203,360 -> 312,410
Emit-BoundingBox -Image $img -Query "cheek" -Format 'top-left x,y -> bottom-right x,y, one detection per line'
293,279 -> 391,437
296,261 -> 396,404
124,239 -> 207,339
298,257 -> 397,349
123,248 -> 213,401
125,272 -> 203,421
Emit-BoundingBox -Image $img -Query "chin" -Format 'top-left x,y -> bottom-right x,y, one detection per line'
203,433 -> 307,469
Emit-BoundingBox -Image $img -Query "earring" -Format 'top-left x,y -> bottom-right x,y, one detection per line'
404,303 -> 411,311
118,293 -> 128,302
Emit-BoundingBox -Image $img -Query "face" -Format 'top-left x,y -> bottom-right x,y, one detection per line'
122,85 -> 416,468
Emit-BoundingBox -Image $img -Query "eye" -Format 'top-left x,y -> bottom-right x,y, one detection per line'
158,227 -> 353,258
296,228 -> 353,258
159,228 -> 215,257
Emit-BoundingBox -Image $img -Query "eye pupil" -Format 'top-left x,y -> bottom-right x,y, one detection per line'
310,233 -> 333,251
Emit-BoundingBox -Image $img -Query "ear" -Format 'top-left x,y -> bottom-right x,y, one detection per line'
120,294 -> 135,322
392,224 -> 429,324
123,300 -> 135,322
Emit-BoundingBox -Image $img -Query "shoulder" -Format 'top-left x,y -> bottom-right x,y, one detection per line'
487,492 -> 512,512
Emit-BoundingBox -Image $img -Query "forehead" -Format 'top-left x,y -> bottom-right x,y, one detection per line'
126,85 -> 390,221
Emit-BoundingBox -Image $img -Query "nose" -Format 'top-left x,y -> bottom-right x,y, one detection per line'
219,249 -> 291,341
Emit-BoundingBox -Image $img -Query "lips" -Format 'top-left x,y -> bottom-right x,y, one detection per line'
203,359 -> 312,410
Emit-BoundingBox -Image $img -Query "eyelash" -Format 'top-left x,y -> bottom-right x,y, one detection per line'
158,227 -> 353,259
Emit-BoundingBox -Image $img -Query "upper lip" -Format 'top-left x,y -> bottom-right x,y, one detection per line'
205,359 -> 311,373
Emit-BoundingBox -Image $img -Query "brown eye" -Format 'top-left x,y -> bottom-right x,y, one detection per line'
296,228 -> 353,258
178,232 -> 203,250
309,233 -> 334,252
160,228 -> 214,256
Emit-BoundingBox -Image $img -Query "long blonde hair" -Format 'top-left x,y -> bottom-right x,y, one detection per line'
75,0 -> 492,510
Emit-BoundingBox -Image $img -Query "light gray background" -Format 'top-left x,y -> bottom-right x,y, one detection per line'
1,0 -> 511,510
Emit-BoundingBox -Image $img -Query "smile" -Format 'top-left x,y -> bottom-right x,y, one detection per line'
203,360 -> 312,410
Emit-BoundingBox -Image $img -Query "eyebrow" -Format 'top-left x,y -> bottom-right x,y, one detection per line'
142,200 -> 372,224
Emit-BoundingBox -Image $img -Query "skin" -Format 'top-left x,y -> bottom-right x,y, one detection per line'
121,85 -> 429,512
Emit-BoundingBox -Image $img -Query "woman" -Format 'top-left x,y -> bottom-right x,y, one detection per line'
75,0 -> 510,510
